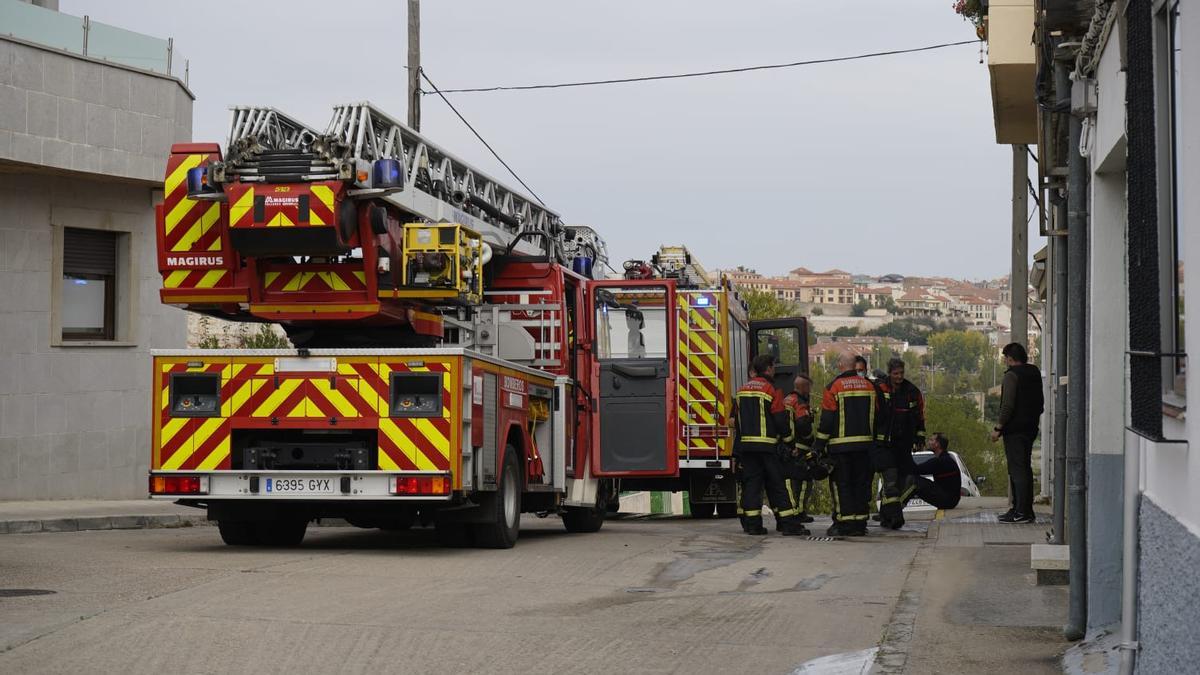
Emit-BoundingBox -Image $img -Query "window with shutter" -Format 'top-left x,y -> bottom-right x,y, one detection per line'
62,227 -> 117,341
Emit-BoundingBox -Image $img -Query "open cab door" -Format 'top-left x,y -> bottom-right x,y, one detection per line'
588,279 -> 679,477
750,317 -> 810,394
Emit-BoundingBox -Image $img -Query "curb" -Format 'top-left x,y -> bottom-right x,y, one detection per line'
0,513 -> 211,535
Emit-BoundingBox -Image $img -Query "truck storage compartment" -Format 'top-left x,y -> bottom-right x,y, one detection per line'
233,429 -> 376,470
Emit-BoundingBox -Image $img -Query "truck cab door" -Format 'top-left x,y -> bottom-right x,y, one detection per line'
750,317 -> 809,395
588,279 -> 679,477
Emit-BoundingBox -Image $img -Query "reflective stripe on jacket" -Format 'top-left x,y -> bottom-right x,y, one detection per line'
812,371 -> 886,454
732,376 -> 787,453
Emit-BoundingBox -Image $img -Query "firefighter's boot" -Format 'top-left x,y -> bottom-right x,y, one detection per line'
740,516 -> 768,535
778,515 -> 810,536
826,520 -> 853,537
878,468 -> 903,529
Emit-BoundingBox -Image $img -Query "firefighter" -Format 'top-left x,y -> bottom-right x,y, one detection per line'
783,373 -> 817,523
731,354 -> 808,536
812,352 -> 887,537
876,357 -> 926,530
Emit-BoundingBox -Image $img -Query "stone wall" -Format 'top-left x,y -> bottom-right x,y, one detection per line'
0,36 -> 191,182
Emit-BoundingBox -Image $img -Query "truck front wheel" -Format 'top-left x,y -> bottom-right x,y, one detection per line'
562,479 -> 610,533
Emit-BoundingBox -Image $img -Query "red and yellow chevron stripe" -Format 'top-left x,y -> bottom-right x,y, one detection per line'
677,292 -> 728,459
263,268 -> 368,293
153,356 -> 461,480
227,183 -> 340,229
354,359 -> 456,472
159,152 -> 232,293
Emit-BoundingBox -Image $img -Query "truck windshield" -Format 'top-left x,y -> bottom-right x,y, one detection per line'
595,287 -> 668,359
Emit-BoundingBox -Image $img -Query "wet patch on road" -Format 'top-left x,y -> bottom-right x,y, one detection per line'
0,589 -> 56,598
793,573 -> 834,591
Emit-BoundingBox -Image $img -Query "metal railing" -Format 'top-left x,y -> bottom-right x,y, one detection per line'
0,0 -> 188,85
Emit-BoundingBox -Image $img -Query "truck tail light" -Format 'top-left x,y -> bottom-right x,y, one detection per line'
150,475 -> 208,495
390,475 -> 450,496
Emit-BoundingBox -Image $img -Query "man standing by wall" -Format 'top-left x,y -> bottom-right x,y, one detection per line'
990,343 -> 1044,523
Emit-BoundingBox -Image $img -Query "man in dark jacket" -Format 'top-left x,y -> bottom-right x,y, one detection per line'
904,433 -> 962,510
732,354 -> 808,536
877,357 -> 926,530
990,342 -> 1044,523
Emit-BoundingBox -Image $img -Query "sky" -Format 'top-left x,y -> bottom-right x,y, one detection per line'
62,0 -> 1038,280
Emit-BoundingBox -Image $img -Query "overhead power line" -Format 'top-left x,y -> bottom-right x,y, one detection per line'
419,68 -> 547,206
424,40 -> 979,95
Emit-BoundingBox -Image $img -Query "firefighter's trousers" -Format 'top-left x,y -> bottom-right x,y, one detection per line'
831,451 -> 872,525
737,451 -> 797,528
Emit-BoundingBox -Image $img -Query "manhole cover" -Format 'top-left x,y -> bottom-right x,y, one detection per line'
0,589 -> 56,598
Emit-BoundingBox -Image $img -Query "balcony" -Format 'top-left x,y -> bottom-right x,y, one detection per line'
986,0 -> 1038,144
0,0 -> 188,81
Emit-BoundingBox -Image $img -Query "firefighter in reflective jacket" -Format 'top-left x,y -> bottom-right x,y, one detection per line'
783,373 -> 819,523
812,352 -> 888,537
732,354 -> 808,536
876,357 -> 926,530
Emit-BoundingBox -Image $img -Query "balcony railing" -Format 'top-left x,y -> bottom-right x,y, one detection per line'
0,0 -> 187,85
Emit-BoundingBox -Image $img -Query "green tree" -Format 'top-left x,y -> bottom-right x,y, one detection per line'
851,299 -> 870,317
238,324 -> 292,349
927,330 -> 990,375
867,317 -> 936,345
831,325 -> 860,337
741,289 -> 800,321
811,306 -> 824,316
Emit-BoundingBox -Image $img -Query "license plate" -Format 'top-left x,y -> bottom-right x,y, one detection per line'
265,477 -> 335,495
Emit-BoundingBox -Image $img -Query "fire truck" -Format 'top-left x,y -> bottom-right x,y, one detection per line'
148,103 -> 687,548
616,247 -> 809,517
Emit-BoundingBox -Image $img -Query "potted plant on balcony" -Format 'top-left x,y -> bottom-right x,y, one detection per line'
954,0 -> 988,39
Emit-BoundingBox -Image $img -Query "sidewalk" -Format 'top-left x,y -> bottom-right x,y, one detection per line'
0,499 -> 209,534
879,496 -> 1069,674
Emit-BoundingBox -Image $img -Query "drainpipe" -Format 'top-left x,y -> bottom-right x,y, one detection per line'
1049,57 -> 1070,546
1062,43 -> 1089,643
1118,436 -> 1140,673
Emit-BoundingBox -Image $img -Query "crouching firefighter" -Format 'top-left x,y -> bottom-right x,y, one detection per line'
732,354 -> 809,536
812,352 -> 888,537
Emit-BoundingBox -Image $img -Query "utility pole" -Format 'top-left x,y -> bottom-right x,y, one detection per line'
1011,144 -> 1030,348
407,0 -> 421,131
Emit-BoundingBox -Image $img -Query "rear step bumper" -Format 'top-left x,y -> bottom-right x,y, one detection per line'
149,470 -> 453,500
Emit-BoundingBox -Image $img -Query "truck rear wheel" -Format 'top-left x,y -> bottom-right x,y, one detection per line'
716,503 -> 739,519
256,519 -> 308,547
562,479 -> 610,533
689,501 -> 716,519
473,445 -> 521,549
217,520 -> 259,546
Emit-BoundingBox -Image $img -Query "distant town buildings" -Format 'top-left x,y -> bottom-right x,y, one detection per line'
715,265 -> 1012,333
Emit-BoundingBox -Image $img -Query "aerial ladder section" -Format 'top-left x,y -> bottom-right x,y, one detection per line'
157,101 -> 607,346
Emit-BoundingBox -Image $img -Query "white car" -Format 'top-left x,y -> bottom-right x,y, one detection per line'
877,450 -> 982,514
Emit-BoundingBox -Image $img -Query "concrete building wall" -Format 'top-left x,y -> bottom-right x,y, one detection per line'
1084,37 -> 1129,632
0,174 -> 189,499
0,37 -> 192,182
0,34 -> 192,499
1135,0 -> 1200,668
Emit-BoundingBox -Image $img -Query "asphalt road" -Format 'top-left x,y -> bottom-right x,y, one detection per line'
0,515 -> 928,674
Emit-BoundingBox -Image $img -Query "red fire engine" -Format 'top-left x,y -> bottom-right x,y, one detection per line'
148,103 -> 685,548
